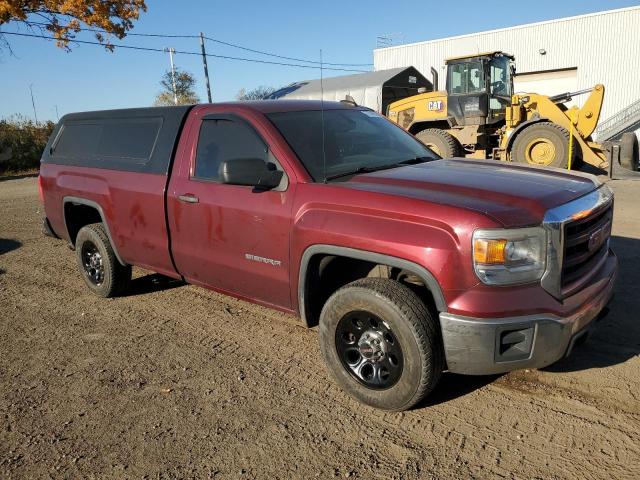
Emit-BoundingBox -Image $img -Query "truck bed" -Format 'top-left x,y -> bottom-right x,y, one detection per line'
39,106 -> 193,277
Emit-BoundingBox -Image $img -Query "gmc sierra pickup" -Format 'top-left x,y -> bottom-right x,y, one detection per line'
39,101 -> 617,411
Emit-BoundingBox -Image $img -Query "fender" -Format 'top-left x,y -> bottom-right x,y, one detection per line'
408,118 -> 455,135
298,244 -> 447,327
62,196 -> 126,266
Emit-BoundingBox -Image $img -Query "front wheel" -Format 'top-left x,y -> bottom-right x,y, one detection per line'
319,278 -> 443,411
620,132 -> 639,171
510,122 -> 573,169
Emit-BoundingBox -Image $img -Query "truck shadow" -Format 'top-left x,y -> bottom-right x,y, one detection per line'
0,239 -> 22,255
0,173 -> 38,183
418,373 -> 502,408
127,273 -> 186,297
543,235 -> 640,373
0,239 -> 21,276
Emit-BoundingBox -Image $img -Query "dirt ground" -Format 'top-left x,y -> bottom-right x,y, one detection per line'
0,175 -> 638,479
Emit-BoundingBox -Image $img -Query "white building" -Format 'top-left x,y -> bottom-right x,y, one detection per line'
373,6 -> 640,140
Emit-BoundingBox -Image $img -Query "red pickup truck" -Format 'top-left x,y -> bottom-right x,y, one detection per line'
39,101 -> 617,411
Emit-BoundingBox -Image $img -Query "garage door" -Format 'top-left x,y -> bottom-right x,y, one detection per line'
514,68 -> 578,106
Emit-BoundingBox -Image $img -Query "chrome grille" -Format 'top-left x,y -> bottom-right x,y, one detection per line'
561,204 -> 613,291
541,184 -> 614,299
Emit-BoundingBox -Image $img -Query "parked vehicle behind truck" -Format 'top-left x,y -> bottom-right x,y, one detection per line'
386,51 -> 633,171
271,51 -> 639,172
39,101 -> 617,410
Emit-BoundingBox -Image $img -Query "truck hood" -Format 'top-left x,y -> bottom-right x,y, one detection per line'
343,159 -> 599,226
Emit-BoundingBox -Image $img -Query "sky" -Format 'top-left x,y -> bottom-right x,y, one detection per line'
1,0 -> 638,121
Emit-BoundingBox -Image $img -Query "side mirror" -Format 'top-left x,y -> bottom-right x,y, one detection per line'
219,158 -> 283,190
340,95 -> 358,107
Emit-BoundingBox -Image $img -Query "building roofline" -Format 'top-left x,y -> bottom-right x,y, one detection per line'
374,5 -> 640,53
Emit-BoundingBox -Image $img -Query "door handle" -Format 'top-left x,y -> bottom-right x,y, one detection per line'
178,194 -> 199,204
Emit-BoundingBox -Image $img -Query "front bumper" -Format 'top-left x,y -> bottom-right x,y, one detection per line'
439,249 -> 617,375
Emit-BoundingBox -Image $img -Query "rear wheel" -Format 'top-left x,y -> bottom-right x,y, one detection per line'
620,132 -> 639,171
511,122 -> 573,169
415,128 -> 464,158
75,223 -> 131,297
319,278 -> 443,411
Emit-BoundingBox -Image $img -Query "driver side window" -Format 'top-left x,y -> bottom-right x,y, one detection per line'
194,119 -> 269,181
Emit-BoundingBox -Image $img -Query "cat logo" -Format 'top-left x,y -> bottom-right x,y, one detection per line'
428,100 -> 445,112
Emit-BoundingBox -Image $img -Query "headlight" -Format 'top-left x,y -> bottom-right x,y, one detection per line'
473,227 -> 546,285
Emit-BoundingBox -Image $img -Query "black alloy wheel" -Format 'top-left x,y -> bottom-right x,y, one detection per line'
335,310 -> 403,389
81,240 -> 104,285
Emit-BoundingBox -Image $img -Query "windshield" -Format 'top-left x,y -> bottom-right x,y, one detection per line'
267,109 -> 439,182
489,56 -> 512,115
490,57 -> 512,98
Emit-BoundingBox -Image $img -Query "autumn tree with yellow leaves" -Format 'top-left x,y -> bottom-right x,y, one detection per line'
0,0 -> 147,50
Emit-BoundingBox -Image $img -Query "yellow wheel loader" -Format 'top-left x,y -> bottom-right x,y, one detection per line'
387,51 -> 636,171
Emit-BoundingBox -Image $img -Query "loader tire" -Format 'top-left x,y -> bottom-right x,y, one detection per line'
415,128 -> 464,158
620,132 -> 639,171
511,122 -> 574,169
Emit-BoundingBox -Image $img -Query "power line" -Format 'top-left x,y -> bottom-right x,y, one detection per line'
201,35 -> 372,67
24,21 -> 198,39
0,31 -> 370,72
22,21 -> 373,67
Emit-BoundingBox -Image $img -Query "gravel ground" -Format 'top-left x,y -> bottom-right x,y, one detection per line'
0,175 -> 638,479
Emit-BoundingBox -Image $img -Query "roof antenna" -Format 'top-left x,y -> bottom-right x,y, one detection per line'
320,49 -> 327,184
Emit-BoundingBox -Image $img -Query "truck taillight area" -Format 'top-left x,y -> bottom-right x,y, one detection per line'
37,175 -> 44,203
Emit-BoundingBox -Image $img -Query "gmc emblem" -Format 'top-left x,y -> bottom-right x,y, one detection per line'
588,223 -> 610,252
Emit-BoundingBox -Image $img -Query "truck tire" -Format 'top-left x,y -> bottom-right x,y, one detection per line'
319,278 -> 443,411
620,132 -> 639,171
511,122 -> 573,169
75,223 -> 131,297
415,128 -> 464,158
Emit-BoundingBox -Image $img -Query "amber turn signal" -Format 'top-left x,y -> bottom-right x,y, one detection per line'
473,239 -> 507,264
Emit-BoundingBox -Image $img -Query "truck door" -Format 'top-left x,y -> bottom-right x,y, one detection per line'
167,112 -> 294,310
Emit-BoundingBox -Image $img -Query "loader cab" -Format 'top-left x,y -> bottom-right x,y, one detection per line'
445,51 -> 514,127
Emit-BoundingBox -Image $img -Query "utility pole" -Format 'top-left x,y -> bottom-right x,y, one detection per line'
54,105 -> 60,122
164,47 -> 178,105
199,32 -> 212,103
29,84 -> 38,124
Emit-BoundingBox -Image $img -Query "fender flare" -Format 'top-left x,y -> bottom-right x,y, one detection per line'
297,244 -> 447,327
62,196 -> 126,266
408,118 -> 455,135
504,117 -> 550,152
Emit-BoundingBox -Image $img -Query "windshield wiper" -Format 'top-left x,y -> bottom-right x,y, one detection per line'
325,165 -> 384,182
325,156 -> 433,182
397,156 -> 434,165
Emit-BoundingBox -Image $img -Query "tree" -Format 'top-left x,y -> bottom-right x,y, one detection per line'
236,86 -> 277,101
154,68 -> 199,106
0,115 -> 55,173
0,0 -> 147,51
